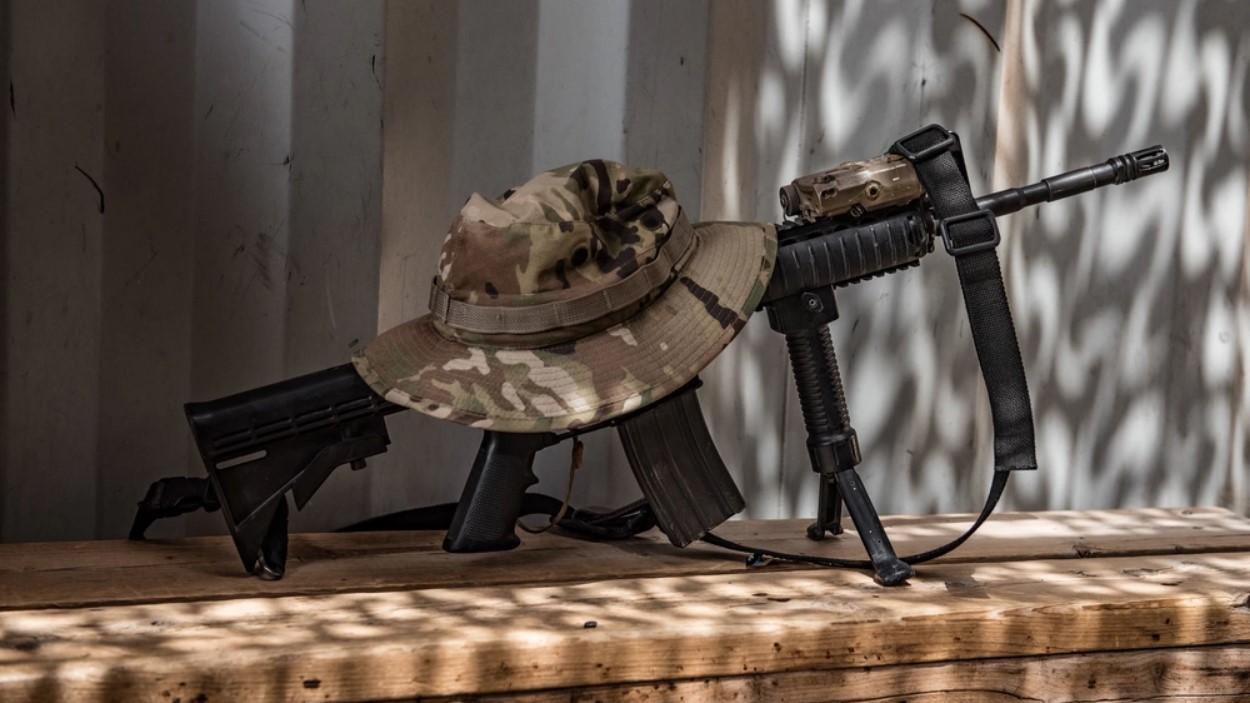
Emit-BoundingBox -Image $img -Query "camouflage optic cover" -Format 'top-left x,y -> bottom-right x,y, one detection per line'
353,159 -> 776,432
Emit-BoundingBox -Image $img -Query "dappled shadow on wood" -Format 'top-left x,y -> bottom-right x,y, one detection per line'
2,507 -> 1247,612
1,511 -> 1249,701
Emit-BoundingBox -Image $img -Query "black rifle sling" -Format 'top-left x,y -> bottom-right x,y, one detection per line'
896,124 -> 1037,476
132,476 -> 657,542
701,125 -> 1035,571
339,495 -> 657,540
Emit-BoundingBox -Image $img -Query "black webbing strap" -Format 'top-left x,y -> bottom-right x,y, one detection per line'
698,125 -> 1036,572
338,494 -> 658,541
130,476 -> 220,540
893,123 -> 1037,475
133,476 -> 655,543
700,472 -> 1009,569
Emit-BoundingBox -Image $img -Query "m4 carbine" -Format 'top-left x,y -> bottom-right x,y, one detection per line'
133,124 -> 1167,585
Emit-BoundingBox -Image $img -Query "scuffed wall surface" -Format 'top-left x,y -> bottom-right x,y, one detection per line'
997,0 -> 1249,515
4,0 -> 106,540
1,0 -> 1245,541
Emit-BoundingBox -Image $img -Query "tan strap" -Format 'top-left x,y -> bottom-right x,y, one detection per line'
429,211 -> 697,335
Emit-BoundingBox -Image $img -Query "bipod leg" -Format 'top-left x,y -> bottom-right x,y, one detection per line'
806,473 -> 843,540
785,325 -> 912,585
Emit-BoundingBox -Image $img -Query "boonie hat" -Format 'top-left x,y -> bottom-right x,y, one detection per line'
353,159 -> 776,432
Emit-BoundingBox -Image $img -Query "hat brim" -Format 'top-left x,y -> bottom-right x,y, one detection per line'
353,221 -> 776,432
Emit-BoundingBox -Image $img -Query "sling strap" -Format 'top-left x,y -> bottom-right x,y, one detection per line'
339,495 -> 657,541
132,477 -> 657,545
895,123 -> 1037,476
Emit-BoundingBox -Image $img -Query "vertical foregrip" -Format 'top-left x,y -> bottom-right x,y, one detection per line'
819,329 -> 852,428
443,431 -> 559,553
785,326 -> 852,442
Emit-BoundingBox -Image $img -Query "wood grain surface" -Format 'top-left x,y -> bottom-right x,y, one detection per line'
416,646 -> 1250,703
1,507 -> 1247,610
1,508 -> 1249,702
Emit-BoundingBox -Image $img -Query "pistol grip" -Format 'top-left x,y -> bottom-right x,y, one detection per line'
443,431 -> 559,553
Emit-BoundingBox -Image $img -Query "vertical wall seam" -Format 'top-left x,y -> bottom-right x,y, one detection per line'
990,0 -> 1029,510
1232,167 -> 1250,515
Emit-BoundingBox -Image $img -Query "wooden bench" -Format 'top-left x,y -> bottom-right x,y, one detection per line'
1,507 -> 1248,702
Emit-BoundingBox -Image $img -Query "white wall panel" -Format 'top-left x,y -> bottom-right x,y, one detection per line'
369,1 -> 470,520
188,0 -> 295,398
96,0 -> 198,539
531,1 -> 631,169
282,0 -> 385,531
3,0 -> 106,541
1,0 -> 1246,543
699,0 -> 792,518
777,0 -> 1008,517
993,0 -> 1250,515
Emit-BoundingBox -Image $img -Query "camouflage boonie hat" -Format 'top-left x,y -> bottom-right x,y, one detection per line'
353,159 -> 776,432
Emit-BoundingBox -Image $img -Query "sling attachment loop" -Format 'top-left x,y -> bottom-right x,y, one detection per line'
520,437 -> 584,534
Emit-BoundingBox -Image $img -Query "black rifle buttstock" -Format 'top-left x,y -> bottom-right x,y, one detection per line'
443,431 -> 560,553
616,381 -> 745,547
185,363 -> 403,575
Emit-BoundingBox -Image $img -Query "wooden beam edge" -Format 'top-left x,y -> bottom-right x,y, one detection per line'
1,551 -> 1248,701
413,644 -> 1250,703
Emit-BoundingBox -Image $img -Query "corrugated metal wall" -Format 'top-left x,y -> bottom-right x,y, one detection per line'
2,0 -> 1247,542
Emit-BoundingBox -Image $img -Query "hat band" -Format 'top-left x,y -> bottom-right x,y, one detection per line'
429,211 -> 696,336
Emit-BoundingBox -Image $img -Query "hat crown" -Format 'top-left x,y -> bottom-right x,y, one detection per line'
438,160 -> 682,308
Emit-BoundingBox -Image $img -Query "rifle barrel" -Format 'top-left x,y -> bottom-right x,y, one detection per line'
975,146 -> 1169,217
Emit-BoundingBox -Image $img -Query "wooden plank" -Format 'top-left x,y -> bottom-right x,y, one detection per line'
1,550 -> 1248,701
1,508 -> 1247,610
418,645 -> 1250,703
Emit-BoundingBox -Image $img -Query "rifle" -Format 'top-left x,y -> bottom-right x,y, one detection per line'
133,124 -> 1167,584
